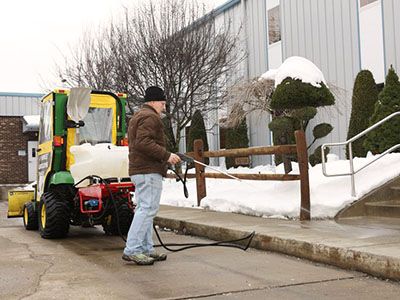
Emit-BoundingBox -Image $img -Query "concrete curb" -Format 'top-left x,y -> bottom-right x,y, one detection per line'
154,216 -> 400,281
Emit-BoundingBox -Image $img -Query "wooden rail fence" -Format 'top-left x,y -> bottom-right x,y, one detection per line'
169,130 -> 310,220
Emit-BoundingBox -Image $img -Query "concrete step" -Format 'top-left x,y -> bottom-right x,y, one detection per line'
365,199 -> 400,218
336,176 -> 400,219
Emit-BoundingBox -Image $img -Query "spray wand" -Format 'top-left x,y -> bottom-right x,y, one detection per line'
176,152 -> 242,181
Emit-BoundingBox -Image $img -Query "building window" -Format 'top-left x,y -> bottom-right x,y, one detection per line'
360,0 -> 377,7
268,5 -> 281,45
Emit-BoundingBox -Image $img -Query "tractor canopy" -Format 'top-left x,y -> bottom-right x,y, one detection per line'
37,89 -> 127,200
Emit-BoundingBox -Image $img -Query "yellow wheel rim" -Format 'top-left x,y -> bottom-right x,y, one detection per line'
41,203 -> 46,228
106,215 -> 112,226
24,207 -> 28,225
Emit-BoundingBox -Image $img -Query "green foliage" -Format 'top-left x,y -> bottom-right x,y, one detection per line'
364,66 -> 400,154
309,146 -> 330,166
187,110 -> 209,165
226,118 -> 249,169
268,117 -> 296,135
290,107 -> 317,124
268,75 -> 335,166
313,123 -> 333,139
346,70 -> 379,158
268,117 -> 297,165
271,77 -> 335,110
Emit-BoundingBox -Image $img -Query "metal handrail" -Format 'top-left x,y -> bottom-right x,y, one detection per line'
321,111 -> 400,197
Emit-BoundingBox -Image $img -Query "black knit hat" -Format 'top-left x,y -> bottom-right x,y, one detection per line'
144,86 -> 166,102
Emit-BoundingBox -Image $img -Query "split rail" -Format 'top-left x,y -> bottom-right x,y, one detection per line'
168,130 -> 310,220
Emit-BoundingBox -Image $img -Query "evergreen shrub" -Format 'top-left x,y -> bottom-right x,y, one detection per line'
187,110 -> 209,164
364,66 -> 400,154
346,70 -> 379,158
225,118 -> 249,169
271,77 -> 335,109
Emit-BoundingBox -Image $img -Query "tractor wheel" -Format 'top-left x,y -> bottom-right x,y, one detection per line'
23,202 -> 38,230
39,191 -> 70,239
102,202 -> 134,236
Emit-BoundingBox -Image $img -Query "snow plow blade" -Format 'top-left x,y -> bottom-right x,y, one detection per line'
7,190 -> 34,218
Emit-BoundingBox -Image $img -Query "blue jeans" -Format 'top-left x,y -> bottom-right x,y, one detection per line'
124,173 -> 163,255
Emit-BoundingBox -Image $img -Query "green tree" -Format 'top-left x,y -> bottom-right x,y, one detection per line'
187,110 -> 209,164
346,70 -> 379,158
271,78 -> 334,109
269,76 -> 335,166
225,118 -> 249,169
364,66 -> 400,154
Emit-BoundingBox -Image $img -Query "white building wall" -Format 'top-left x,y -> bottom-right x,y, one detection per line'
0,92 -> 42,116
280,0 -> 361,158
382,0 -> 400,74
194,0 -> 396,165
244,0 -> 273,166
206,2 -> 245,165
359,0 -> 385,83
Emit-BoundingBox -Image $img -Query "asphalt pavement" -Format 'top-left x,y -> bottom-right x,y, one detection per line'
155,205 -> 400,281
1,201 -> 400,299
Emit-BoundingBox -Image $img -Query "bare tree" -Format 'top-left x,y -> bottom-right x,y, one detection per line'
57,28 -> 116,91
221,78 -> 275,128
57,0 -> 244,153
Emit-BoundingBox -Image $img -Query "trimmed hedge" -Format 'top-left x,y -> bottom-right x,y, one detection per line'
271,77 -> 335,109
346,70 -> 379,158
187,110 -> 209,164
226,118 -> 249,169
364,66 -> 400,154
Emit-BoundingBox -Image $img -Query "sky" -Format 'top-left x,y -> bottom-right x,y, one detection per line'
161,152 -> 400,219
0,0 -> 227,94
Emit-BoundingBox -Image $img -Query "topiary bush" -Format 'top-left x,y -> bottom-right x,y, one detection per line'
346,70 -> 379,158
269,75 -> 335,166
313,123 -> 333,140
268,116 -> 297,165
309,145 -> 330,166
225,117 -> 249,169
187,110 -> 209,164
271,78 -> 335,109
364,66 -> 400,154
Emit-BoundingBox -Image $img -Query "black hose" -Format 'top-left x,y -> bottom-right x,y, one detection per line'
159,163 -> 255,252
75,173 -> 256,252
168,166 -> 189,198
153,224 -> 255,252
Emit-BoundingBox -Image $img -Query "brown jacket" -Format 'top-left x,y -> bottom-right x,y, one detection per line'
128,104 -> 170,176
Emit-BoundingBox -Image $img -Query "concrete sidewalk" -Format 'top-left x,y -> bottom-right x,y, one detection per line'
155,205 -> 400,281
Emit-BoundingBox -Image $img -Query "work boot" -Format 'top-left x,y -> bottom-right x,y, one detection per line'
122,253 -> 155,265
146,251 -> 167,261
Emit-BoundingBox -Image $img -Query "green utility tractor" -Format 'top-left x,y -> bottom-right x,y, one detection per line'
8,89 -> 135,239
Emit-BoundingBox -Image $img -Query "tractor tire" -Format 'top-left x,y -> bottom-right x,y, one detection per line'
102,202 -> 134,236
39,191 -> 70,239
23,202 -> 38,230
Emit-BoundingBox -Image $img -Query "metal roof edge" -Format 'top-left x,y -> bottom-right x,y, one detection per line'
213,0 -> 241,17
0,92 -> 45,98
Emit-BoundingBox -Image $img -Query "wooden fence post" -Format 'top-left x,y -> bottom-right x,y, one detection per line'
295,130 -> 310,220
194,139 -> 206,206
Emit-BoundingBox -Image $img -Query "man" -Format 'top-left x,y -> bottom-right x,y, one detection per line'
122,86 -> 181,265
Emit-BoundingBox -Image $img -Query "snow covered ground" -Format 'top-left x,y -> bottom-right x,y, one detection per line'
161,153 -> 400,219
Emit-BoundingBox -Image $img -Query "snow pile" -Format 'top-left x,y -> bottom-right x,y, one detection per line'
22,115 -> 40,127
161,153 -> 400,219
259,56 -> 327,88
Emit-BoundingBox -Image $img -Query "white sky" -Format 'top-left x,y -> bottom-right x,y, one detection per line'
0,0 -> 227,94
